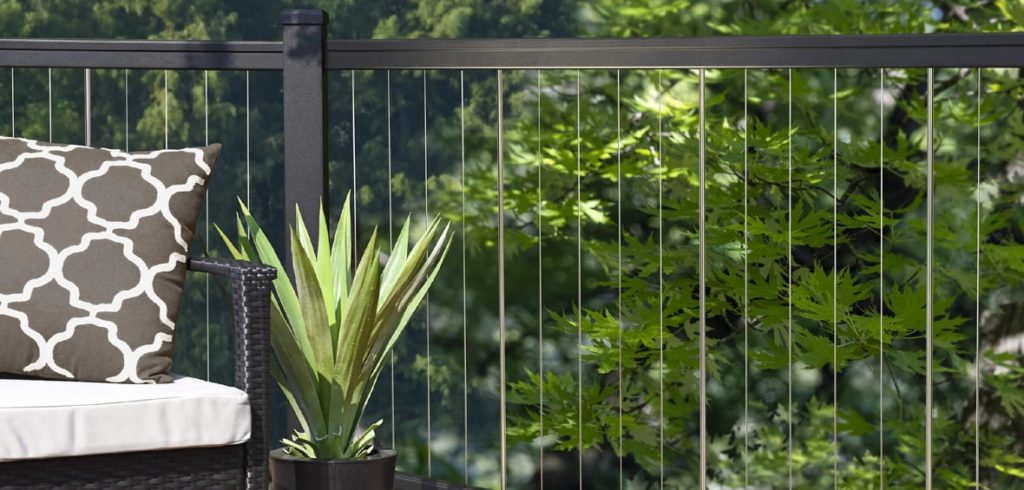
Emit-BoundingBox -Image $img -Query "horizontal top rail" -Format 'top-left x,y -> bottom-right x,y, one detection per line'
327,33 -> 1024,69
2,32 -> 1023,71
0,39 -> 283,70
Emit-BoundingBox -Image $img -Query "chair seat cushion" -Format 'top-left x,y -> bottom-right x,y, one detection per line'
0,374 -> 249,461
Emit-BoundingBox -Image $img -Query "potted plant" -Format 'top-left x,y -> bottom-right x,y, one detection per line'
218,194 -> 452,490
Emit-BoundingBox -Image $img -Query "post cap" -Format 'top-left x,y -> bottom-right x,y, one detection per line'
281,9 -> 328,26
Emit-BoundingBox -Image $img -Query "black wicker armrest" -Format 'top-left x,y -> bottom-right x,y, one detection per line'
187,256 -> 277,490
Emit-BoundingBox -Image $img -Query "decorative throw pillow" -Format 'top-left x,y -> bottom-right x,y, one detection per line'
0,136 -> 220,384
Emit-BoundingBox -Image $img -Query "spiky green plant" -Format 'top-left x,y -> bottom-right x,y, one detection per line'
216,194 -> 452,459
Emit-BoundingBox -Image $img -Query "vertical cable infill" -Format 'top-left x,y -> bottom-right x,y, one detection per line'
537,69 -> 546,490
698,68 -> 708,490
925,67 -> 934,490
351,71 -> 358,255
974,67 -> 982,490
497,69 -> 508,490
616,68 -> 623,490
879,68 -> 886,490
657,68 -> 665,490
422,69 -> 432,478
386,69 -> 396,452
787,68 -> 794,490
575,68 -> 583,490
461,69 -> 469,486
85,68 -> 91,146
832,68 -> 839,488
47,69 -> 52,140
204,70 -> 210,381
163,70 -> 167,149
245,71 -> 250,207
743,68 -> 750,490
124,70 -> 129,150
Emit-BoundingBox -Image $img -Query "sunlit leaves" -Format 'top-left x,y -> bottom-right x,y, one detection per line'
496,64 -> 1024,489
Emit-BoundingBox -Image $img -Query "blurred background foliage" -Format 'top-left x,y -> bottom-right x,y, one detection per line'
1,0 -> 1022,488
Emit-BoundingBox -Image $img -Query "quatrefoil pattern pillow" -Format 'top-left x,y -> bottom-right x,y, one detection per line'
0,136 -> 219,383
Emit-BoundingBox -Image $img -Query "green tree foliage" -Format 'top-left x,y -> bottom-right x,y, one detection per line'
481,3 -> 1024,488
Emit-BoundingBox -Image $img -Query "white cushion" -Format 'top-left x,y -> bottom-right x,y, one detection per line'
0,374 -> 250,461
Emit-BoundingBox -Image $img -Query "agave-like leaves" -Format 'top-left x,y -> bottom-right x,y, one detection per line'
218,193 -> 452,459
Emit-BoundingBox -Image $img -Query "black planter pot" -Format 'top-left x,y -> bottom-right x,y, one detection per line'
269,448 -> 397,490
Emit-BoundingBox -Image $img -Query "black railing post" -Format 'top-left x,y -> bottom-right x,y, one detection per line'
279,9 -> 328,459
281,8 -> 329,248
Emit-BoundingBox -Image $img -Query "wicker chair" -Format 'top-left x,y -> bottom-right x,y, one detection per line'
0,257 -> 276,490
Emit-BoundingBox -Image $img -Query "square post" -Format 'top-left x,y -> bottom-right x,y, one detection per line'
281,9 -> 329,247
278,8 -> 328,474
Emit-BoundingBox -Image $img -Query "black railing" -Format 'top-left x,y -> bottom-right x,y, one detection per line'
1,8 -> 1022,490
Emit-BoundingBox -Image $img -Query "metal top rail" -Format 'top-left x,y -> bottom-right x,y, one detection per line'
0,9 -> 329,70
0,39 -> 283,70
326,33 -> 1024,69
0,32 -> 1021,71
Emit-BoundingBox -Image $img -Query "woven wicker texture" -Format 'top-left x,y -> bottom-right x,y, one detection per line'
0,445 -> 244,489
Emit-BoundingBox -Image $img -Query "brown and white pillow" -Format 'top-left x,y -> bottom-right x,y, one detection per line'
0,136 -> 219,383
